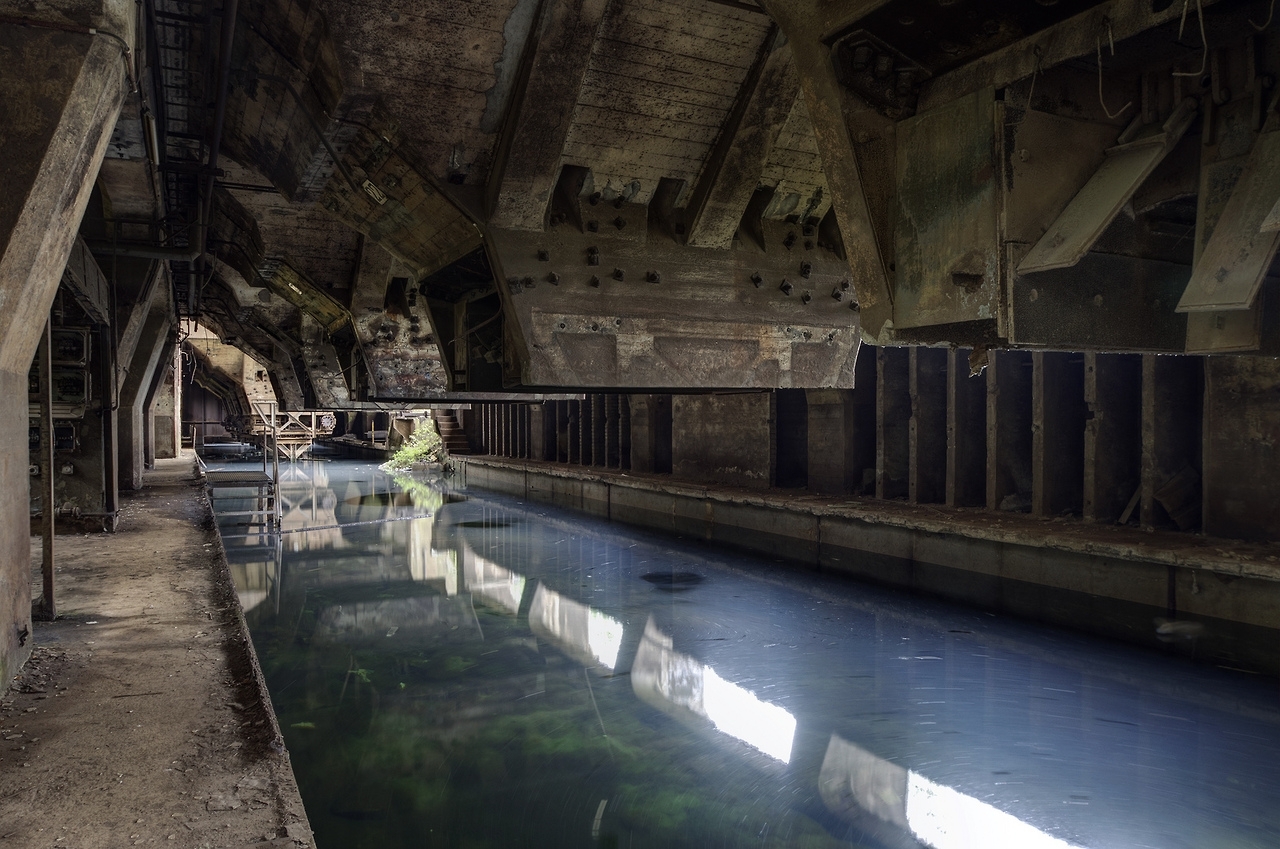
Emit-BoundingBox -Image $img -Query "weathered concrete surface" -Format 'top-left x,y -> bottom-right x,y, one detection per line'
0,21 -> 127,698
0,30 -> 125,374
672,393 -> 772,489
119,296 -> 174,490
1,457 -> 313,848
1203,356 -> 1280,541
458,455 -> 1280,675
756,0 -> 893,343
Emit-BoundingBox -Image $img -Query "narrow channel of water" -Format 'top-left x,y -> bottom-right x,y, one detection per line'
211,460 -> 1280,849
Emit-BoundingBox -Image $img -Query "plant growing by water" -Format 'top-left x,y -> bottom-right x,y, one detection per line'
382,420 -> 444,472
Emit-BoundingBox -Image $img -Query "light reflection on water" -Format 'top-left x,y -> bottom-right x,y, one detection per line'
212,461 -> 1280,849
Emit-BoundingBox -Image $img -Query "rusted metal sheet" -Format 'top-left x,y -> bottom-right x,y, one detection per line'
894,87 -> 999,329
1004,109 -> 1119,246
1007,244 -> 1188,351
1019,99 -> 1197,274
1182,97 -> 1264,352
61,237 -> 112,326
1184,306 -> 1263,354
1176,127 -> 1280,312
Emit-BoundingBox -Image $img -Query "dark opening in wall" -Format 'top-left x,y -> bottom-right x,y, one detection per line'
653,395 -> 673,475
775,389 -> 808,488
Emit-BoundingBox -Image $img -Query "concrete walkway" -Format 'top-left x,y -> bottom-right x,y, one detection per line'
0,456 -> 312,849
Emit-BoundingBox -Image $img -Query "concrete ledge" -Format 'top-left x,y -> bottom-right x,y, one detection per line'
457,456 -> 1280,675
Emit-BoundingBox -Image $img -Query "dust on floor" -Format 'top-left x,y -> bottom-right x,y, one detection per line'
0,457 -> 313,849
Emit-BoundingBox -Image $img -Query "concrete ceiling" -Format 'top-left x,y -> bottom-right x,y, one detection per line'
102,0 -> 1280,406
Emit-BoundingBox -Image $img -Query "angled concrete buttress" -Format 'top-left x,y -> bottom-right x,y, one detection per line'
120,291 -> 176,490
0,0 -> 131,687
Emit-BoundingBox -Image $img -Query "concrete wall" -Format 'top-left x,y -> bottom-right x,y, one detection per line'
457,456 -> 1280,677
1203,357 -> 1280,541
671,393 -> 772,489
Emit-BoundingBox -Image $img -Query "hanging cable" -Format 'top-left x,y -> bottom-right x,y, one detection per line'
1172,0 -> 1208,78
0,14 -> 137,93
1025,45 -> 1043,116
1251,0 -> 1276,31
1096,19 -> 1133,120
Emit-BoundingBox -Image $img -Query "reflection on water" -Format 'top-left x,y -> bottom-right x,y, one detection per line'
632,617 -> 796,763
212,461 -> 1280,849
529,584 -> 624,671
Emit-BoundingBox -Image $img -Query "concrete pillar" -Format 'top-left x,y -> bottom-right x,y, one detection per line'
0,10 -> 131,686
805,389 -> 855,495
876,347 -> 910,500
143,345 -> 179,465
671,393 -> 772,489
628,394 -> 671,474
120,300 -> 173,489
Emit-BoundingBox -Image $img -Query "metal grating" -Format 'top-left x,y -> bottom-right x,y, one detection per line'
149,0 -> 219,318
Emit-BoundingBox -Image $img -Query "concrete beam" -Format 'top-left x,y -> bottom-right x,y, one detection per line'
0,21 -> 129,689
113,259 -> 163,391
755,0 -> 893,342
488,0 -> 612,230
685,30 -> 799,249
0,30 -> 126,373
299,313 -> 351,409
119,297 -> 174,489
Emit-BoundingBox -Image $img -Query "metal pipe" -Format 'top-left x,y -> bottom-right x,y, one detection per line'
85,242 -> 201,260
38,319 -> 55,621
99,325 -> 120,532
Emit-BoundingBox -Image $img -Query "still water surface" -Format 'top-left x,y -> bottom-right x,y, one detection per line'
213,461 -> 1280,849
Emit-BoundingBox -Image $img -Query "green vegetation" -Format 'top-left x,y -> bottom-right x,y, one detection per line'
382,420 -> 444,472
